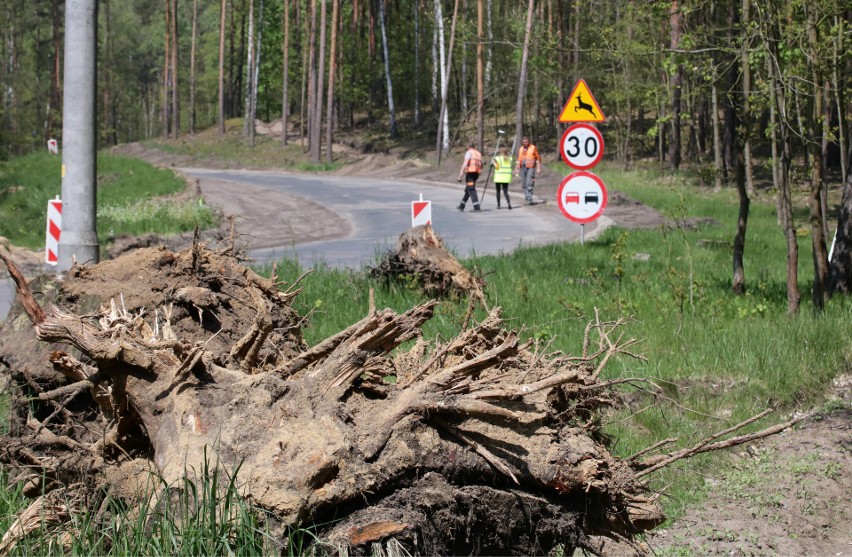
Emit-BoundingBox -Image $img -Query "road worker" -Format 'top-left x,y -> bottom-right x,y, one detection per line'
457,140 -> 483,212
492,147 -> 513,210
515,136 -> 541,205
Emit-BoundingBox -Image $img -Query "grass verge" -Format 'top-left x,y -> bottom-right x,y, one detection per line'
0,151 -> 216,251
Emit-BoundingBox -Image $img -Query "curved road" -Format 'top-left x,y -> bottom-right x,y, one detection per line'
2,171 -> 611,321
181,168 -> 606,269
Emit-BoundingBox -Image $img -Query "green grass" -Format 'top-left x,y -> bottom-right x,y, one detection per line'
2,451 -> 276,556
0,151 -> 216,250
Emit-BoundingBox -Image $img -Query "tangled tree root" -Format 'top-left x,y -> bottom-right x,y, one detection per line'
371,224 -> 486,306
0,244 -> 794,556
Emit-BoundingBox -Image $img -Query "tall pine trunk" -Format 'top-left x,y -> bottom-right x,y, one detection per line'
476,0 -> 484,151
378,0 -> 397,137
807,5 -> 829,309
311,0 -> 326,162
413,0 -> 421,127
325,0 -> 338,160
668,1 -> 682,171
281,0 -> 290,144
741,0 -> 755,196
730,0 -> 748,295
244,0 -> 255,141
512,0 -> 535,155
171,0 -> 180,138
162,0 -> 171,138
218,0 -> 227,135
190,0 -> 198,134
435,0 -> 459,164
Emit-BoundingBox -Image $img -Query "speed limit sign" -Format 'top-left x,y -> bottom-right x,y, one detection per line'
559,123 -> 604,170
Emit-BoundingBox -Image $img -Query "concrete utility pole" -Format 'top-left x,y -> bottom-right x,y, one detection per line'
58,0 -> 100,270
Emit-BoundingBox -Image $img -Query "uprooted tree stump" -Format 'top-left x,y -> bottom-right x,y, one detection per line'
0,244 -> 795,556
371,224 -> 486,306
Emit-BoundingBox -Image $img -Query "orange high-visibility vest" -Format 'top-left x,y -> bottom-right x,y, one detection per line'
517,144 -> 540,168
466,148 -> 483,172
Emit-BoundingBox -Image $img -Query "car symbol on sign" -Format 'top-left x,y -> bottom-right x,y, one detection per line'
566,192 -> 580,204
584,192 -> 599,204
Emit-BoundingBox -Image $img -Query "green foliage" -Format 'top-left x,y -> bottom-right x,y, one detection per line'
0,152 -> 215,250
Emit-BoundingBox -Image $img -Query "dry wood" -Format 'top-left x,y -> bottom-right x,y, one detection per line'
0,244 -> 794,556
634,410 -> 799,477
371,224 -> 487,306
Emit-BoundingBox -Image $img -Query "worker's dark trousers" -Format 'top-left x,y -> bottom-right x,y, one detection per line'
459,173 -> 481,210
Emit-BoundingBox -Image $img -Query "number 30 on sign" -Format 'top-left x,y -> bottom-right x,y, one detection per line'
559,123 -> 604,171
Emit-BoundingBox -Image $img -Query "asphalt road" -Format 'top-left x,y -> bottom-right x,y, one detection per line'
180,168 -> 599,268
2,171 -> 610,322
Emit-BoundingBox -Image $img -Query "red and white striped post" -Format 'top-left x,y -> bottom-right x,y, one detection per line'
45,197 -> 62,265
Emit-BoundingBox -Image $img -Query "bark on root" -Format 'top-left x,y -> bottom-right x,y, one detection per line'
0,246 -> 792,556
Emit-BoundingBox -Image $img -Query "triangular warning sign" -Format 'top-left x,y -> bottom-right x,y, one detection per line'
558,79 -> 605,123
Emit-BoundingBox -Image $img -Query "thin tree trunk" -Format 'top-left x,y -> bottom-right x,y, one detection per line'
301,1 -> 312,148
48,0 -> 62,139
309,0 -> 324,161
712,83 -> 723,189
768,57 -> 780,220
281,0 -> 290,144
512,0 -> 535,156
252,0 -> 264,144
306,0 -> 322,163
732,145 -> 749,294
485,0 -> 493,89
460,0 -> 467,118
325,0 -> 338,161
171,0 -> 180,138
435,0 -> 459,164
377,0 -> 397,137
162,0 -> 171,138
413,0 -> 421,127
763,0 -> 799,313
102,0 -> 114,145
431,6 -> 440,119
244,0 -> 256,144
807,6 -> 829,310
190,0 -> 198,134
668,0 -> 683,171
476,0 -> 484,151
741,0 -> 754,195
218,0 -> 227,134
730,0 -> 747,295
833,13 -> 848,192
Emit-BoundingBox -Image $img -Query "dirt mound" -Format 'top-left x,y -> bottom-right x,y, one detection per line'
649,380 -> 852,556
0,237 -> 42,279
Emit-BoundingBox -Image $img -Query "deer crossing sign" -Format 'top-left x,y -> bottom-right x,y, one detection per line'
558,79 -> 605,123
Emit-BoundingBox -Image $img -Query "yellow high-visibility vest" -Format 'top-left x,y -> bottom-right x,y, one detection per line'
493,155 -> 513,183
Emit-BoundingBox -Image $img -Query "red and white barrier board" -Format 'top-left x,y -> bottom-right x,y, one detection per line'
45,198 -> 62,265
411,196 -> 431,227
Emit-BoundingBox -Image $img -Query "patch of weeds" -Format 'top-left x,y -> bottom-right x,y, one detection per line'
293,162 -> 343,172
789,453 -> 819,476
823,460 -> 843,480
